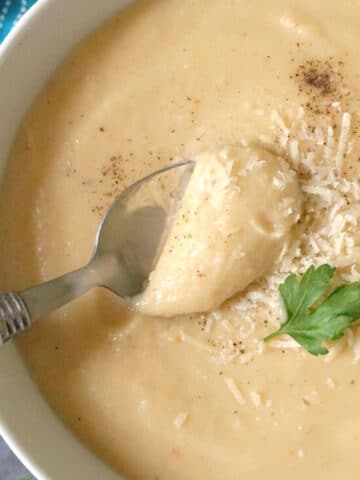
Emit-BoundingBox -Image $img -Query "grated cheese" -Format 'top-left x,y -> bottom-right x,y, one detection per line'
179,106 -> 360,364
315,127 -> 324,145
325,377 -> 335,389
268,337 -> 301,350
221,319 -> 233,332
250,391 -> 262,408
204,316 -> 213,335
297,449 -> 305,459
324,337 -> 347,363
174,411 -> 189,429
180,331 -> 214,354
224,377 -> 246,405
335,112 -> 351,168
351,327 -> 360,364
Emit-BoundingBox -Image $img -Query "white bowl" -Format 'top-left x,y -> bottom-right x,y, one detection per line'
0,1 -> 134,478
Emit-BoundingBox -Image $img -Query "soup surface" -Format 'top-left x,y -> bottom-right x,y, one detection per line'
2,1 -> 360,479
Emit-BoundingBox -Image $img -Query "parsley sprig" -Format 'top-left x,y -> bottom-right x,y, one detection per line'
264,264 -> 360,355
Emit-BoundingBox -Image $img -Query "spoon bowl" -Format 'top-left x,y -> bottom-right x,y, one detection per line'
94,161 -> 192,296
0,160 -> 193,344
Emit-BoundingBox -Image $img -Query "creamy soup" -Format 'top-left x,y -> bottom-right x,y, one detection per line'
2,1 -> 360,479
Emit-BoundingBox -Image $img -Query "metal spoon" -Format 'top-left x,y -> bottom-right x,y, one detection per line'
0,161 -> 193,344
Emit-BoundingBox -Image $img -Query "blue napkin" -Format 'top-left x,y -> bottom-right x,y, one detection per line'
0,0 -> 37,42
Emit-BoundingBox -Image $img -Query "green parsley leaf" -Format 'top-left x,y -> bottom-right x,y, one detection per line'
264,264 -> 360,355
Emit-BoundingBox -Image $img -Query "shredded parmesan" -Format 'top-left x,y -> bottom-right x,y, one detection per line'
174,411 -> 188,429
204,316 -> 213,335
297,449 -> 305,459
224,377 -> 246,405
250,391 -> 262,408
325,377 -> 335,389
335,112 -> 351,168
351,327 -> 360,364
268,337 -> 300,350
324,337 -> 347,363
289,139 -> 300,166
178,106 -> 360,365
180,331 -> 214,354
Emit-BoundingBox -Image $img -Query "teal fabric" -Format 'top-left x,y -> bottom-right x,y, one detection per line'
0,0 -> 38,42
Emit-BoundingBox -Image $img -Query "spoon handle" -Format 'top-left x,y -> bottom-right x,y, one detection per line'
0,292 -> 31,344
0,265 -> 92,345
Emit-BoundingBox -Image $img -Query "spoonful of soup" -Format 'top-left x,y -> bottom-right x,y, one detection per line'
137,144 -> 302,316
0,145 -> 302,344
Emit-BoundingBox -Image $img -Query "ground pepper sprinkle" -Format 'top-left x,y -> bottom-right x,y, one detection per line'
293,57 -> 350,116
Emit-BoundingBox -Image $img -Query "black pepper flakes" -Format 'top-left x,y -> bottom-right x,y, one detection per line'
293,57 -> 350,116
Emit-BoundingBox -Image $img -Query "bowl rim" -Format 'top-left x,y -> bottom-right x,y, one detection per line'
0,0 -> 130,476
0,0 -> 126,480
0,4 -> 49,478
0,1 -> 168,478
0,6 -> 50,478
0,0 -> 89,480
